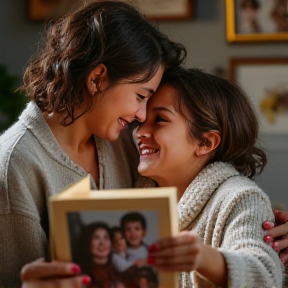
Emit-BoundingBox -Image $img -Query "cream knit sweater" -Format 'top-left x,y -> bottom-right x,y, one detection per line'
177,162 -> 282,288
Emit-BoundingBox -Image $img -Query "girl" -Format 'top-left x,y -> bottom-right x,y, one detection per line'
136,68 -> 283,288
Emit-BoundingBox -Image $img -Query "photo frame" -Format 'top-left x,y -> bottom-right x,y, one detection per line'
229,58 -> 288,134
49,176 -> 179,288
27,0 -> 192,21
226,0 -> 288,42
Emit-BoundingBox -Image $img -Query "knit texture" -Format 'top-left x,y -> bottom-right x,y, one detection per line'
0,102 -> 140,287
177,162 -> 283,288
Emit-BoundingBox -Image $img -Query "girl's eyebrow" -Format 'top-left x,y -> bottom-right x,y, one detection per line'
152,106 -> 176,115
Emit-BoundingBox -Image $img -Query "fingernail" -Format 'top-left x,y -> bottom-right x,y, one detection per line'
271,242 -> 279,251
147,256 -> 155,264
262,221 -> 274,230
264,235 -> 272,243
71,264 -> 81,274
148,244 -> 158,253
82,276 -> 91,285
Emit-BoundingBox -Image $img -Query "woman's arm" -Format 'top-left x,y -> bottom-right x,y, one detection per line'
21,258 -> 91,288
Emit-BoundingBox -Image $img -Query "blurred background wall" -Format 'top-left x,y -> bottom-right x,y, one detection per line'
0,0 -> 287,206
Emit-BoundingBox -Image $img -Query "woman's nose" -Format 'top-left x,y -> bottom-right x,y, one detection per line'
135,102 -> 147,123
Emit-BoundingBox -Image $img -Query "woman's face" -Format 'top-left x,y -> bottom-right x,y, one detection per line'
136,84 -> 199,187
88,65 -> 164,142
90,228 -> 111,260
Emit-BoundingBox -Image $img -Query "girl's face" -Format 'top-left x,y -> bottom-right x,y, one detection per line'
112,231 -> 127,253
87,65 -> 164,142
136,84 -> 200,188
90,228 -> 111,259
124,221 -> 145,248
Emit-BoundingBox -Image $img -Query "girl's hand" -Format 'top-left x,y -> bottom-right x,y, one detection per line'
263,210 -> 288,264
147,231 -> 204,272
21,258 -> 91,288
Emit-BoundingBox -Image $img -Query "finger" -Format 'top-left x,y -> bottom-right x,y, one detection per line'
152,243 -> 200,258
274,210 -> 288,225
156,264 -> 193,272
265,221 -> 288,239
280,251 -> 288,266
154,253 -> 200,267
272,235 -> 288,252
21,275 -> 90,288
262,221 -> 274,230
21,259 -> 81,281
149,231 -> 198,253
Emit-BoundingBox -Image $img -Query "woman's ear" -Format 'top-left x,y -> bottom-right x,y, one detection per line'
87,64 -> 108,95
196,131 -> 221,156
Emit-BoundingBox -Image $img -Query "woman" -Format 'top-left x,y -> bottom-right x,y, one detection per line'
0,0 -> 186,287
74,222 -> 120,288
136,68 -> 283,287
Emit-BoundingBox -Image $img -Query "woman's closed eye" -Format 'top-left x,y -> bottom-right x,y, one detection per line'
137,94 -> 146,101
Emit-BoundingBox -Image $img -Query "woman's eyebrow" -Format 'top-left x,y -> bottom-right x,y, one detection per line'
142,87 -> 155,95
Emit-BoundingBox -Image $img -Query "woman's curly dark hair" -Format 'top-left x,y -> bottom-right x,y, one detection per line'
20,0 -> 186,125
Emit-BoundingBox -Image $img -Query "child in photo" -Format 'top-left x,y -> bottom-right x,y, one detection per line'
120,212 -> 149,259
110,226 -> 146,272
120,212 -> 158,288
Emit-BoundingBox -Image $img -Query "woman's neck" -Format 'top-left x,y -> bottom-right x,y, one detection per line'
92,257 -> 109,265
45,112 -> 92,153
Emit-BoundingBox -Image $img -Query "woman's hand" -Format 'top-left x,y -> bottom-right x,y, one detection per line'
147,231 -> 204,272
263,210 -> 288,264
21,258 -> 91,288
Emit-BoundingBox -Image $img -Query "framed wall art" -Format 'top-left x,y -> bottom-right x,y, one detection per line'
49,176 -> 179,288
226,0 -> 288,42
229,58 -> 288,134
27,0 -> 192,21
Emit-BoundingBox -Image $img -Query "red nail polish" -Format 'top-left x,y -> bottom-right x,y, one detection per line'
147,256 -> 155,264
264,235 -> 272,243
262,221 -> 273,230
82,276 -> 91,285
148,244 -> 158,253
71,265 -> 81,274
271,242 -> 278,250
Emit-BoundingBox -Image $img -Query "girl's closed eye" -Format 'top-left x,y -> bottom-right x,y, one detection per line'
155,115 -> 168,123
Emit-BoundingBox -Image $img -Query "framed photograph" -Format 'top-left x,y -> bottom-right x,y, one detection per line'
229,58 -> 288,134
27,0 -> 192,21
49,176 -> 179,288
226,0 -> 288,42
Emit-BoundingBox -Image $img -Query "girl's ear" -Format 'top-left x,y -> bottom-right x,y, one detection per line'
86,64 -> 108,95
196,131 -> 221,156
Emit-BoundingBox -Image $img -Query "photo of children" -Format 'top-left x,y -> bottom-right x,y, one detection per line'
67,210 -> 159,288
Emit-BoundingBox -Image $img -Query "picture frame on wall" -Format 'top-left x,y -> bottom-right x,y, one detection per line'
229,58 -> 288,134
49,176 -> 179,288
27,0 -> 192,21
226,0 -> 288,42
